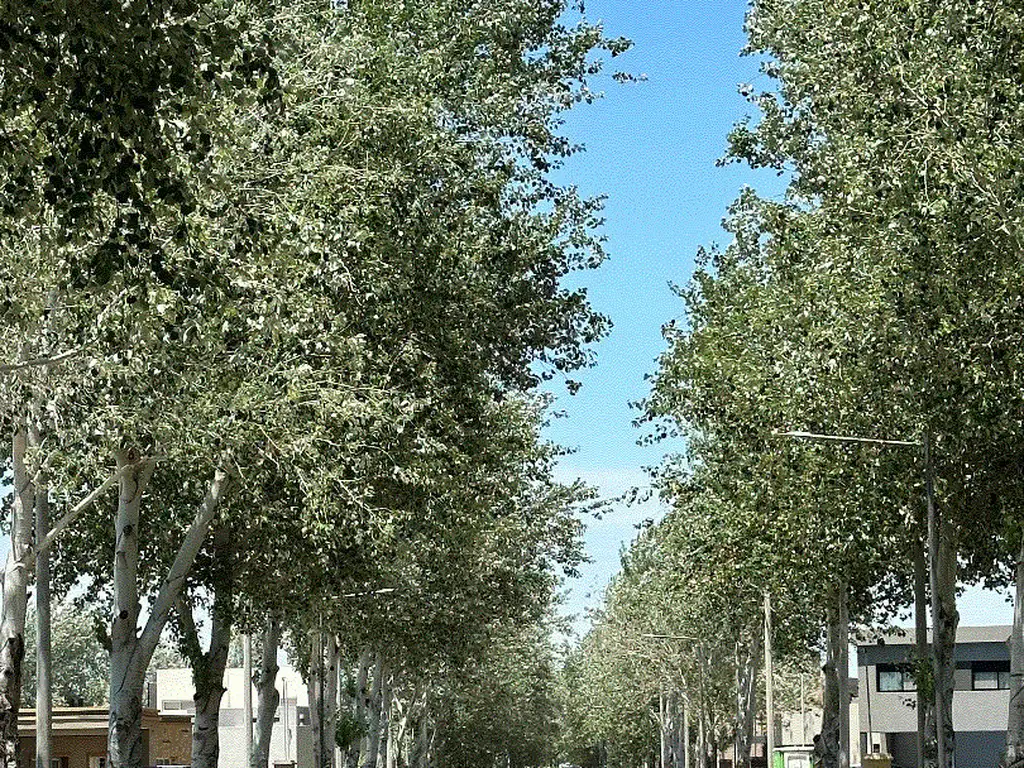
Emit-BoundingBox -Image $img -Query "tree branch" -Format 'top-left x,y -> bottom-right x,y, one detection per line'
137,466 -> 232,666
0,347 -> 82,374
24,464 -> 130,564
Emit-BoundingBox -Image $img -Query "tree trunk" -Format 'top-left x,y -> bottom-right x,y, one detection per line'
108,453 -> 157,768
661,691 -> 670,768
363,656 -> 384,768
1005,532 -> 1024,768
186,525 -> 234,768
309,630 -> 339,768
683,697 -> 690,768
1,426 -> 33,768
819,588 -> 845,768
31,417 -> 51,768
915,533 -> 936,768
252,616 -> 282,768
108,461 -> 229,768
932,513 -> 958,768
324,636 -> 339,768
378,667 -> 391,768
348,653 -> 371,768
838,585 -> 849,768
734,632 -> 757,768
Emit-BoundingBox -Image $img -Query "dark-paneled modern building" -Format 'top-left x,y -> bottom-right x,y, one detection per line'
857,625 -> 1011,768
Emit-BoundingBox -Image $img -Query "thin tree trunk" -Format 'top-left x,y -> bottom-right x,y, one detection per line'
310,629 -> 324,768
932,513 -> 958,768
697,648 -> 706,768
1007,530 -> 1024,768
411,714 -> 429,768
108,453 -> 157,768
915,532 -> 936,768
378,666 -> 391,768
252,615 -> 282,768
683,697 -> 690,768
661,691 -> 670,768
108,461 -> 229,768
1,426 -> 33,768
30,414 -> 52,768
838,585 -> 849,768
324,635 -> 339,768
185,526 -> 234,768
820,590 -> 844,768
363,656 -> 384,768
348,653 -> 371,768
734,631 -> 757,768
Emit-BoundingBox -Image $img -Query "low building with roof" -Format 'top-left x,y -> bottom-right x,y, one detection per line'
17,707 -> 192,768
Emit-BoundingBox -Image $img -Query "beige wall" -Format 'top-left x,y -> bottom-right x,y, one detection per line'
151,717 -> 192,765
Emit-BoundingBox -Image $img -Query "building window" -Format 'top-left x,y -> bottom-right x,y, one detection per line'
877,664 -> 916,692
972,661 -> 1010,690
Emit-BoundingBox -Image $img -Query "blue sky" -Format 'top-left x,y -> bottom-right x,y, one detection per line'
545,0 -> 1013,637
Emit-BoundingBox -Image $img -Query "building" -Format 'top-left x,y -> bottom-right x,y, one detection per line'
857,625 -> 1011,768
17,707 -> 192,768
157,666 -> 312,768
776,677 -> 861,768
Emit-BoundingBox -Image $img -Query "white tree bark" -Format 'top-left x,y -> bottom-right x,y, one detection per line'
348,652 -> 371,768
362,656 -> 384,768
378,667 -> 391,768
251,616 -> 282,768
107,462 -> 230,768
324,635 -> 339,768
734,630 -> 758,768
1,426 -> 34,768
30,418 -> 52,768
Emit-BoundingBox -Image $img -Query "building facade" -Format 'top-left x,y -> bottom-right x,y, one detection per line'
18,707 -> 192,768
157,667 -> 312,768
857,625 -> 1011,768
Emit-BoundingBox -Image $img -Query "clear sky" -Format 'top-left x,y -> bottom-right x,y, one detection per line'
544,1 -> 1014,638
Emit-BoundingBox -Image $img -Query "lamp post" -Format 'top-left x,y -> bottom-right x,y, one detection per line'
773,429 -> 945,768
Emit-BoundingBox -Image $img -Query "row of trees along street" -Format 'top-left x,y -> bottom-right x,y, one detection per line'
561,2 -> 1024,768
0,1 -> 628,768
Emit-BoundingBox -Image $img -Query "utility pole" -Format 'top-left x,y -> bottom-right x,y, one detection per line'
765,592 -> 774,768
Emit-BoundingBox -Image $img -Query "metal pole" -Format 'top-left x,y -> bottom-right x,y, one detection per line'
925,433 -> 947,768
244,634 -> 253,764
765,593 -> 774,768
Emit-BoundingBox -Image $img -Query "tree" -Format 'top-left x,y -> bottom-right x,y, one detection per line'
21,602 -> 107,708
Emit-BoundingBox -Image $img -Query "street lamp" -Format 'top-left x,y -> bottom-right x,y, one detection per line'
773,429 -> 946,768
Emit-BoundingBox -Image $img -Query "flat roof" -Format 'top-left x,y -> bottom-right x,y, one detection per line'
857,625 -> 1012,646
